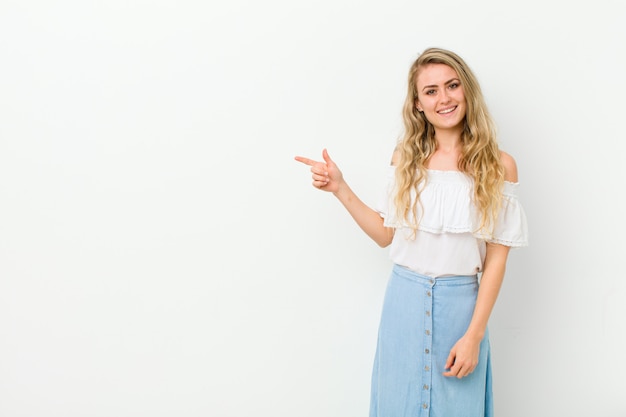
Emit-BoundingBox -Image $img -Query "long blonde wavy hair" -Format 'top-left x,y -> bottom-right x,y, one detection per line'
394,47 -> 504,236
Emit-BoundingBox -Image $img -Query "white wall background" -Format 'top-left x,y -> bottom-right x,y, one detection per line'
1,1 -> 624,416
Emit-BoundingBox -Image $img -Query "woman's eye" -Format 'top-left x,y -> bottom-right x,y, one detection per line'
426,89 -> 436,95
449,83 -> 459,89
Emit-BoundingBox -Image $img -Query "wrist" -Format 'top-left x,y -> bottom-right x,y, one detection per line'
332,180 -> 349,197
464,327 -> 485,342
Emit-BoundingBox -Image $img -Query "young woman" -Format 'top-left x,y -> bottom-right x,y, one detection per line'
295,47 -> 528,417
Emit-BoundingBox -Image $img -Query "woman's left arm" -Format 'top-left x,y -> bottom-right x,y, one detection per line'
443,150 -> 518,378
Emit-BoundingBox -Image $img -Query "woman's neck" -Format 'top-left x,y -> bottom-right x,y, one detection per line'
433,128 -> 462,152
427,132 -> 463,171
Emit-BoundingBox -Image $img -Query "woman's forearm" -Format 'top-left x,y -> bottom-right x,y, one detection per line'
333,181 -> 394,248
465,243 -> 510,339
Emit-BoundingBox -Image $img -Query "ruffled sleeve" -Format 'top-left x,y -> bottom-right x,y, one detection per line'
487,181 -> 529,247
374,166 -> 396,221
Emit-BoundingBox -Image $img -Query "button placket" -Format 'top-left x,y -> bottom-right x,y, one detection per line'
421,278 -> 435,416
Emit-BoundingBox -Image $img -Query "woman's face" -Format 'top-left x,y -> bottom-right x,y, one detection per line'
415,63 -> 467,133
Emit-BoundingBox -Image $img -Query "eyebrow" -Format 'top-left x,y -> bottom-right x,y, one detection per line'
421,78 -> 460,92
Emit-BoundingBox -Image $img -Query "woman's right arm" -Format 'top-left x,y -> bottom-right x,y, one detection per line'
294,148 -> 394,248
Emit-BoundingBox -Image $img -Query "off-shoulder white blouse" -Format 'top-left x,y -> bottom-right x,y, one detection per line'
376,167 -> 528,278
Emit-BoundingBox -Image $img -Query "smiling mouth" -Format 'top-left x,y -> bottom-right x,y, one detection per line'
437,106 -> 457,114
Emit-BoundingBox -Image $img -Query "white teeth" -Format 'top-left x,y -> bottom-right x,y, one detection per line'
438,107 -> 456,114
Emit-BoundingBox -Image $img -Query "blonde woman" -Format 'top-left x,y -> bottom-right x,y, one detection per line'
295,47 -> 527,417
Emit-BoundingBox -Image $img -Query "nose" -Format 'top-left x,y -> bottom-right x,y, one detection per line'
439,89 -> 451,103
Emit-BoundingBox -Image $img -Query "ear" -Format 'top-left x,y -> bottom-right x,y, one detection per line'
415,99 -> 423,112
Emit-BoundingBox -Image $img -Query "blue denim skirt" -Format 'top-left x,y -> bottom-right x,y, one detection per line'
370,264 -> 493,417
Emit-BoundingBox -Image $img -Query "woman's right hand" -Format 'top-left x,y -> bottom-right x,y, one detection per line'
294,148 -> 344,194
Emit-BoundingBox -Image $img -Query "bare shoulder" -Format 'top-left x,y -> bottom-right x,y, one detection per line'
500,150 -> 519,182
390,147 -> 401,166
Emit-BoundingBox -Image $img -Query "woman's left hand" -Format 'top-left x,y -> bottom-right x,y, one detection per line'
442,334 -> 481,378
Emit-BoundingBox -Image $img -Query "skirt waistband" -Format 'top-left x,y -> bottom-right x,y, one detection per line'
392,264 -> 477,286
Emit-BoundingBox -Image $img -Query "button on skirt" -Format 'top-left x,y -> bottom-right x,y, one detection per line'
369,264 -> 493,417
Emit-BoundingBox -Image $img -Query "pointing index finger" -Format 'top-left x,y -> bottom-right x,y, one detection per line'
294,156 -> 317,166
